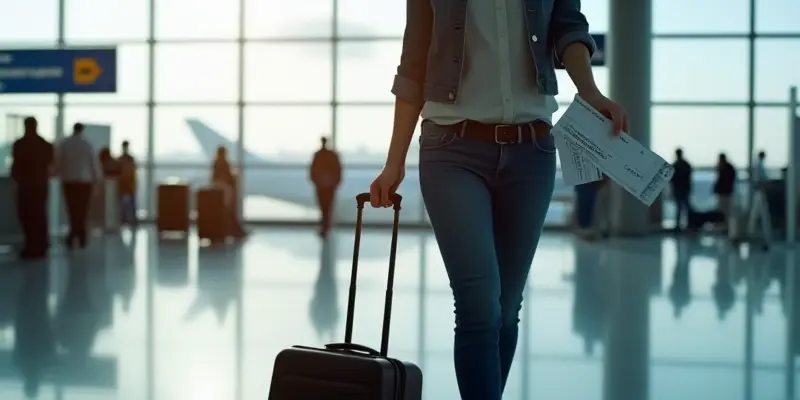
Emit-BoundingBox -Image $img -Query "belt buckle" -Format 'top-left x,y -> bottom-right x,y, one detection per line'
494,124 -> 522,144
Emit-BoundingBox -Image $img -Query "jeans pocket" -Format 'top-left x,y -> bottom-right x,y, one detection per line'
419,120 -> 459,150
534,134 -> 556,154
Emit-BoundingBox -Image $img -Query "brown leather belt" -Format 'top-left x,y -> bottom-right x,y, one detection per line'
440,120 -> 551,144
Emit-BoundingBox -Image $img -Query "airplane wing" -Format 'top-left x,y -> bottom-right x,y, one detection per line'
185,118 -> 269,165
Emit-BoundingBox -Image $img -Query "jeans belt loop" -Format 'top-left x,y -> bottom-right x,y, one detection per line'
516,125 -> 522,144
529,123 -> 536,147
458,121 -> 467,139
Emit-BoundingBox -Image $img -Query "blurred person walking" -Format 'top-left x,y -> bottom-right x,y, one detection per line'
309,137 -> 341,237
671,148 -> 693,232
11,117 -> 54,259
55,123 -> 101,250
118,141 -> 139,227
714,153 -> 737,227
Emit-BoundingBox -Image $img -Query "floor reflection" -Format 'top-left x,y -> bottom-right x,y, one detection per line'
0,227 -> 797,399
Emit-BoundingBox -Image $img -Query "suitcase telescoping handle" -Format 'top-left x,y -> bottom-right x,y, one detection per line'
340,192 -> 402,357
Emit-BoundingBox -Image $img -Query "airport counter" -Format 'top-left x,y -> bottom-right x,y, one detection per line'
0,176 -> 22,245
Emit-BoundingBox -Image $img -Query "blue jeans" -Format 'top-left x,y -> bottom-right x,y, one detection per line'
119,194 -> 138,225
418,120 -> 556,400
575,183 -> 598,229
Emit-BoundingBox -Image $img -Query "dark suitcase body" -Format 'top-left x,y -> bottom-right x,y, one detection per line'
268,193 -> 423,400
196,186 -> 227,241
156,183 -> 190,234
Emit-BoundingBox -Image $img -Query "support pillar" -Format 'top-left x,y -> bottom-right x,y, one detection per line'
787,87 -> 798,243
603,240 -> 651,400
607,0 -> 653,235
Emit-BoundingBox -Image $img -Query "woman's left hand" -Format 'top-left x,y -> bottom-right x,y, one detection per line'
580,92 -> 629,135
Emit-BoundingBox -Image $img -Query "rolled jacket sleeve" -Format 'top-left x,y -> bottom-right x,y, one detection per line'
550,0 -> 596,61
390,0 -> 433,107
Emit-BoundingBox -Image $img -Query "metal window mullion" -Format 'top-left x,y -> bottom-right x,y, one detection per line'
236,0 -> 245,221
53,0 -> 66,246
146,0 -> 156,216
745,0 -> 757,202
331,0 -> 339,149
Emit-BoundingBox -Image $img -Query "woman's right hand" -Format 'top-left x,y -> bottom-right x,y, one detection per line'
369,164 -> 405,208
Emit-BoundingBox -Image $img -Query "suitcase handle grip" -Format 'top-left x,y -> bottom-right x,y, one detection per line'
344,193 -> 402,357
324,342 -> 380,357
356,192 -> 403,209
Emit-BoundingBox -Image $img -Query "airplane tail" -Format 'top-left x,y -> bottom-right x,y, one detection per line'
186,118 -> 265,164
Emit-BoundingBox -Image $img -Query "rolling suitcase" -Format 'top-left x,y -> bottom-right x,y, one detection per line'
156,183 -> 190,234
196,186 -> 227,241
268,192 -> 422,400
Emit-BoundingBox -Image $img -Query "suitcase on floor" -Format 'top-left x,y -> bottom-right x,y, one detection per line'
156,183 -> 190,234
196,186 -> 227,241
268,192 -> 422,400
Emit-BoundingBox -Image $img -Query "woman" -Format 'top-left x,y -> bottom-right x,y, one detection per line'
368,1 -> 627,398
211,147 -> 247,238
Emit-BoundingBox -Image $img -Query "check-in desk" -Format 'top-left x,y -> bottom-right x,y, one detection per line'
89,179 -> 119,233
0,176 -> 22,245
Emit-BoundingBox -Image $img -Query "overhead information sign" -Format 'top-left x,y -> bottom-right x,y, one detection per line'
0,48 -> 117,93
556,34 -> 605,69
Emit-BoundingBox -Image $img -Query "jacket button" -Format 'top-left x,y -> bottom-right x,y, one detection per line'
448,92 -> 455,100
531,35 -> 538,42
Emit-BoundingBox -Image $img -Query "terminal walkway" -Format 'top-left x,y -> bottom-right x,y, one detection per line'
0,227 -> 796,399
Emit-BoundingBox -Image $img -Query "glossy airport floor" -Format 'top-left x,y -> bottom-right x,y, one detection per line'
0,227 -> 798,400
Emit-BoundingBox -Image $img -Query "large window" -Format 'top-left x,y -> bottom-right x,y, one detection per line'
135,167 -> 148,218
0,93 -> 57,105
0,0 -> 58,42
336,41 -> 401,103
65,0 -> 149,42
754,106 -> 793,168
650,106 -> 749,167
336,105 -> 421,165
154,43 -> 239,103
0,106 -> 58,142
580,0 -> 609,33
339,165 -> 424,224
336,0 -> 407,37
243,106 -> 331,162
64,44 -> 150,104
652,39 -> 750,102
155,0 -> 240,40
244,0 -> 332,38
652,0 -> 749,34
63,106 -> 149,160
153,106 -> 238,163
241,165 -> 317,221
755,39 -> 800,103
756,0 -> 800,33
243,43 -> 333,103
555,68 -> 609,104
243,164 -> 426,224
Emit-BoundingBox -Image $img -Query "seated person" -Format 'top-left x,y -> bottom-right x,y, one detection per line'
212,147 -> 246,238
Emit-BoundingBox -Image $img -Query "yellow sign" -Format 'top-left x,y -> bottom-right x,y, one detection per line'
73,58 -> 102,85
